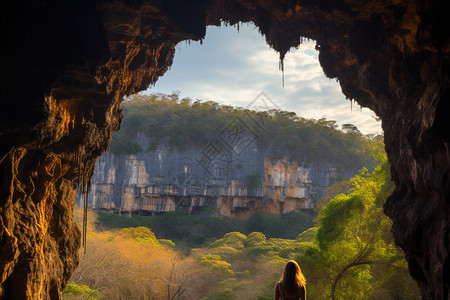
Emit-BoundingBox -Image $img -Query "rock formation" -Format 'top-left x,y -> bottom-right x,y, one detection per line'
0,0 -> 449,298
84,142 -> 352,217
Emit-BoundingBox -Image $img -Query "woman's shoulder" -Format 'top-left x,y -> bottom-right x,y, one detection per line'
298,284 -> 306,299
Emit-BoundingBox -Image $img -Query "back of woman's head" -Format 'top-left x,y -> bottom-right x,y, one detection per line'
282,260 -> 306,297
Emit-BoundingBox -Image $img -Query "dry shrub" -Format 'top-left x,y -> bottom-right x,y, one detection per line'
70,209 -> 220,299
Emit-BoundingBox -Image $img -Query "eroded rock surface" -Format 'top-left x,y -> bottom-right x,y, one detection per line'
0,0 -> 449,298
82,149 -> 340,216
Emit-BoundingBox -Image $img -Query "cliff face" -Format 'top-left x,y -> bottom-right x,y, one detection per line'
84,137 -> 349,217
0,0 -> 449,298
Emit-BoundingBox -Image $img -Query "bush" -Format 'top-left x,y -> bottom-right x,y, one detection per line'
189,233 -> 207,245
63,282 -> 100,300
200,254 -> 234,276
244,232 -> 266,247
118,227 -> 160,246
296,227 -> 317,242
159,239 -> 176,248
218,288 -> 233,300
208,232 -> 247,250
210,245 -> 240,257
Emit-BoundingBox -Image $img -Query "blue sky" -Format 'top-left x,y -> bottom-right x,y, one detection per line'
144,23 -> 382,135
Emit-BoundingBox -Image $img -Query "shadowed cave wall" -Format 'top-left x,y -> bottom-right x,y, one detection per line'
0,0 -> 449,298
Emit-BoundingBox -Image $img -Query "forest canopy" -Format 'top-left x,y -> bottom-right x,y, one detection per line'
109,93 -> 382,172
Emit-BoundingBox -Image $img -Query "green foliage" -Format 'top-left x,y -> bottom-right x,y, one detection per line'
209,245 -> 240,257
244,237 -> 305,259
159,239 -> 176,248
63,282 -> 100,300
97,212 -> 154,228
110,94 -> 380,171
342,123 -> 361,135
118,227 -> 161,246
200,254 -> 234,275
247,211 -> 314,239
296,227 -> 317,242
255,292 -> 273,300
97,210 -> 314,247
208,232 -> 247,250
109,131 -> 142,154
218,288 -> 233,300
316,193 -> 364,250
189,233 -> 207,245
212,278 -> 255,300
315,179 -> 354,213
369,258 -> 420,299
197,230 -> 312,262
97,211 -> 247,246
244,232 -> 266,247
297,143 -> 419,299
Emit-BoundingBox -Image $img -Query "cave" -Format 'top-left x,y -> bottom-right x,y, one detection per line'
0,0 -> 449,298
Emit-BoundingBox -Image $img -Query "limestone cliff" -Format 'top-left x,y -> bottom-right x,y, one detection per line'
83,142 -> 352,217
0,0 -> 449,298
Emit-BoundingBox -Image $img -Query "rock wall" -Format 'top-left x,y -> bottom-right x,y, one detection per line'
1,0 -> 449,298
83,139 -> 350,217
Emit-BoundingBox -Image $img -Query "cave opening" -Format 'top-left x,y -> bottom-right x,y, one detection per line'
0,0 -> 449,299
67,20 -> 404,298
96,21 -> 384,218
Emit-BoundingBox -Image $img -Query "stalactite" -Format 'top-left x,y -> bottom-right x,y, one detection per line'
279,54 -> 285,88
76,146 -> 95,254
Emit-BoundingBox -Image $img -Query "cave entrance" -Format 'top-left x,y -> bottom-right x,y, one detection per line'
1,1 -> 447,298
93,22 -> 385,218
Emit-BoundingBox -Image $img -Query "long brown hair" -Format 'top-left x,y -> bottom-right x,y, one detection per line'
281,260 -> 306,297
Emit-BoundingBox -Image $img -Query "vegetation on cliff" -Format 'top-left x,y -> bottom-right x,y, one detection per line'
66,143 -> 418,299
110,93 -> 380,172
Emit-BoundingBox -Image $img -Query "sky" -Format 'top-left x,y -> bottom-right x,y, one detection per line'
144,23 -> 382,135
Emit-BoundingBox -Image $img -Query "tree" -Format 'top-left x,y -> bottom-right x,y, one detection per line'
342,123 -> 361,135
298,144 -> 419,299
314,180 -> 353,214
244,232 -> 266,247
165,255 -> 208,300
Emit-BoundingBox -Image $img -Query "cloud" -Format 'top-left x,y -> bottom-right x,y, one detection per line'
145,23 -> 382,135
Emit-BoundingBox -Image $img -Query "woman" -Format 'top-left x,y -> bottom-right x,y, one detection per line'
274,260 -> 306,300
